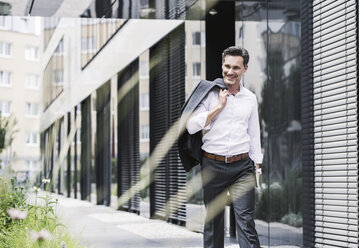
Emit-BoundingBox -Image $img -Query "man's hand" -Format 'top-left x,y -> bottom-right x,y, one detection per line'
218,89 -> 229,110
255,164 -> 262,174
255,164 -> 262,188
204,89 -> 229,127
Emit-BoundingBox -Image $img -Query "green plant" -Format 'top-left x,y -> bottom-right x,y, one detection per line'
281,212 -> 302,227
0,177 -> 27,232
0,177 -> 84,248
255,181 -> 288,222
0,2 -> 11,16
0,113 -> 18,152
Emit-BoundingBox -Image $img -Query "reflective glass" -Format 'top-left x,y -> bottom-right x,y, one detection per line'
236,1 -> 302,246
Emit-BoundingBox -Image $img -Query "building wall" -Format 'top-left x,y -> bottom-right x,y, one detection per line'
139,50 -> 150,158
0,17 -> 42,181
184,21 -> 206,98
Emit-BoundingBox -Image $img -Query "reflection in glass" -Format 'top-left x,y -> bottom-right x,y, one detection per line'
236,1 -> 302,247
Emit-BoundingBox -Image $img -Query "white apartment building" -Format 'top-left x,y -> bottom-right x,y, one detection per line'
0,16 -> 42,182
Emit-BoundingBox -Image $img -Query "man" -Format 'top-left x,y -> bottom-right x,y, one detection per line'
184,46 -> 262,248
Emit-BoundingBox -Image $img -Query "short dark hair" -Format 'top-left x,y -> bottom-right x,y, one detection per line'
222,46 -> 249,66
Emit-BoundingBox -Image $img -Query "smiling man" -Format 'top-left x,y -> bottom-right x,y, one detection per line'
185,46 -> 263,248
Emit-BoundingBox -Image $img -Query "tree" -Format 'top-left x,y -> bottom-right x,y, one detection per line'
0,113 -> 17,152
0,2 -> 11,15
0,113 -> 18,174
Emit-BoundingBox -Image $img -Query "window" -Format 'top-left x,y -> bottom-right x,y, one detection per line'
0,16 -> 11,29
140,93 -> 149,110
26,132 -> 38,145
0,100 -> 11,116
0,71 -> 11,86
25,160 -> 38,171
0,16 -> 5,28
81,37 -> 96,53
140,125 -> 150,141
192,62 -> 201,77
25,74 -> 39,89
201,31 -> 206,47
238,26 -> 244,39
25,102 -> 39,117
0,41 -> 11,57
52,70 -> 64,85
25,46 -> 39,61
54,40 -> 63,55
140,61 -> 149,78
192,32 -> 201,45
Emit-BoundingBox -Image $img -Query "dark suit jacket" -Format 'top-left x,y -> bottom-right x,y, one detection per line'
178,78 -> 227,172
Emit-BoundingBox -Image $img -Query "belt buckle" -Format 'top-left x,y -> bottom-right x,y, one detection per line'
225,156 -> 230,163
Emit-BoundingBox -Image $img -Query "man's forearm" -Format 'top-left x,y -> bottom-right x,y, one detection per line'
205,105 -> 223,127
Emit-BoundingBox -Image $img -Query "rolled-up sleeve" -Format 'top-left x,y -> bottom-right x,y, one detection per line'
186,92 -> 212,135
248,97 -> 263,164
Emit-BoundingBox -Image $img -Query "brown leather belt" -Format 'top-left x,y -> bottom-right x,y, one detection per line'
203,151 -> 249,163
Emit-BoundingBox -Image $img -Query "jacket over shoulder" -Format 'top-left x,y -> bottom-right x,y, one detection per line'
177,78 -> 227,172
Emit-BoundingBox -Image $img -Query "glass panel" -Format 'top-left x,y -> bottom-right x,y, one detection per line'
236,1 -> 302,247
80,18 -> 124,68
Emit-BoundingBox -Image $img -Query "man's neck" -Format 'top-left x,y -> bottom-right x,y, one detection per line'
225,82 -> 240,95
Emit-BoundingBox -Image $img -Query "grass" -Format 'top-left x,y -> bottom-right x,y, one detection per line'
0,176 -> 85,248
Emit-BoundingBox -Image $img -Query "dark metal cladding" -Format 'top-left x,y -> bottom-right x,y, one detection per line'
117,59 -> 141,214
149,24 -> 186,226
95,82 -> 112,206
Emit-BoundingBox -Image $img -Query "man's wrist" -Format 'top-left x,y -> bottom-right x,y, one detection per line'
216,104 -> 224,111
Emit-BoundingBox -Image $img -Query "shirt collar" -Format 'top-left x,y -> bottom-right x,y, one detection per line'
230,83 -> 243,97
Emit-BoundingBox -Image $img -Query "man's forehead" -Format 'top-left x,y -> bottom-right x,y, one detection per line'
223,55 -> 244,65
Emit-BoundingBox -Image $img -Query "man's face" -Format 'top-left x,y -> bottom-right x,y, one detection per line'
222,55 -> 248,86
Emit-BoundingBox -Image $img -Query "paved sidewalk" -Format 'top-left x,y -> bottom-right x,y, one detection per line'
45,193 -> 300,248
56,193 -> 204,248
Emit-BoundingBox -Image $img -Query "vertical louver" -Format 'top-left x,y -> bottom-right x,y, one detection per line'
95,82 -> 111,206
301,0 -> 315,246
312,0 -> 358,247
81,96 -> 92,201
168,26 -> 186,225
117,59 -> 140,214
66,112 -> 72,197
57,119 -> 62,194
149,24 -> 186,225
168,0 -> 186,19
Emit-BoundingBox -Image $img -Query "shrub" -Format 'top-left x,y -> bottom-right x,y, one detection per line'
0,176 -> 83,248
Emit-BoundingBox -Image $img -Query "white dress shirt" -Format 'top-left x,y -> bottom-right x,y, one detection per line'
186,83 -> 263,164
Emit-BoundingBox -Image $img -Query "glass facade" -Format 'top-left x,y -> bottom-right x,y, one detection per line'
2,1 -> 306,246
236,1 -> 302,246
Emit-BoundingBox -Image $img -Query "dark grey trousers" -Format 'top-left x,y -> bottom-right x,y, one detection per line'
201,156 -> 260,248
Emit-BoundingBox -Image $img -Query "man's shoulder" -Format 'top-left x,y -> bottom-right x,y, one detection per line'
242,85 -> 257,99
198,79 -> 223,89
181,79 -> 217,113
190,79 -> 224,98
